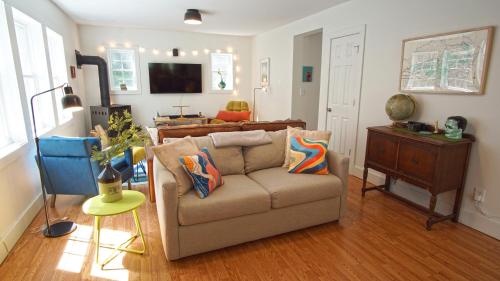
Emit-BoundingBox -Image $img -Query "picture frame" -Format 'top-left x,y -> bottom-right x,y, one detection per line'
302,66 -> 313,82
260,58 -> 270,87
399,26 -> 494,95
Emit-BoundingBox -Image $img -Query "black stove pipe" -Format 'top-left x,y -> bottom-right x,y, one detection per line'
75,50 -> 110,107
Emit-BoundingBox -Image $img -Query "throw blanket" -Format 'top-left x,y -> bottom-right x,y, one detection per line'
209,130 -> 272,148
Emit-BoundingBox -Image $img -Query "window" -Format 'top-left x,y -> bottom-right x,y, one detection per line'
46,27 -> 71,124
0,1 -> 27,153
107,48 -> 140,93
13,8 -> 54,134
210,53 -> 234,91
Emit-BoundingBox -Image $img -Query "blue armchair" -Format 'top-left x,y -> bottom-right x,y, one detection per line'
38,136 -> 134,207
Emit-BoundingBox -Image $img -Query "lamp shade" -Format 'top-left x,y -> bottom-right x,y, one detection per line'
61,85 -> 83,112
184,9 -> 202,25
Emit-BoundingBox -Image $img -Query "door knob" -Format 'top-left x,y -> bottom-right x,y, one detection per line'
327,108 -> 332,112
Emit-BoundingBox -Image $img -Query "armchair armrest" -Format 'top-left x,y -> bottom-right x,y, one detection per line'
327,151 -> 349,216
153,157 -> 180,260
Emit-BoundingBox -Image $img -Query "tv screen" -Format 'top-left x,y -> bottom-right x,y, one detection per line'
148,63 -> 202,94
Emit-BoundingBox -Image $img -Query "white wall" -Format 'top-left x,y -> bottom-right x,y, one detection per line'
0,0 -> 87,263
79,25 -> 253,128
292,31 -> 322,130
252,0 -> 500,238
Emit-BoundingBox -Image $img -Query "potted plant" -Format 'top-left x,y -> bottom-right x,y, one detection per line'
91,110 -> 147,202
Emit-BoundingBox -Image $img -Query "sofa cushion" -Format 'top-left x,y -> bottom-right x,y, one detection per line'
192,136 -> 245,176
178,175 -> 271,226
283,126 -> 332,167
243,129 -> 286,173
247,167 -> 342,209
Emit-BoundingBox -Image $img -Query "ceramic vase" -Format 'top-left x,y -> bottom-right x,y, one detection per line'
98,163 -> 123,203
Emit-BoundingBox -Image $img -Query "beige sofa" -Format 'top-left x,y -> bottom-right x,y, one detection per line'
154,130 -> 349,260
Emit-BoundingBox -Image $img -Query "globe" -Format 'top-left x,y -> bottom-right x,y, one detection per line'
385,94 -> 415,121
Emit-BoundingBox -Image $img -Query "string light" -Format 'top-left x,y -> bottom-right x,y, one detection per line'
97,46 -> 106,53
192,50 -> 199,56
139,47 -> 146,53
215,49 -> 221,53
236,65 -> 241,73
180,51 -> 186,57
124,42 -> 131,48
204,48 -> 210,54
166,50 -> 173,57
108,42 -> 116,48
152,49 -> 159,55
233,90 -> 239,96
227,46 -> 233,53
233,54 -> 239,61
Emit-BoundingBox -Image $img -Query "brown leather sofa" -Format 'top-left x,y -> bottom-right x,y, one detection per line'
147,120 -> 306,202
157,120 -> 306,140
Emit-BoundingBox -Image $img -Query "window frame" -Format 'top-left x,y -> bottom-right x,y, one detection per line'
107,47 -> 141,95
46,26 -> 72,124
209,52 -> 235,93
13,8 -> 55,135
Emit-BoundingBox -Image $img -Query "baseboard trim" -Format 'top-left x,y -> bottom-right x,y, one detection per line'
459,208 -> 500,240
352,164 -> 385,185
0,193 -> 43,264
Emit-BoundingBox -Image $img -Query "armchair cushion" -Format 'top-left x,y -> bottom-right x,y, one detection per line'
215,111 -> 251,122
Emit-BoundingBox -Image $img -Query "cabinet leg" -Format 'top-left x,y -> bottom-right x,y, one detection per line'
362,167 -> 368,197
426,195 -> 437,230
384,175 -> 391,192
452,187 -> 464,223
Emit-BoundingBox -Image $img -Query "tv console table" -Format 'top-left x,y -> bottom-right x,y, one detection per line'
362,126 -> 474,230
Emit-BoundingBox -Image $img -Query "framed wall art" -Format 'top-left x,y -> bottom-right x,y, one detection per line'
399,26 -> 494,95
260,58 -> 270,87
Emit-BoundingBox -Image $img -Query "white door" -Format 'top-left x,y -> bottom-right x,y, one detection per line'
325,29 -> 364,171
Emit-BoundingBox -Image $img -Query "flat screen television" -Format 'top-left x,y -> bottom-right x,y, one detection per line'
148,63 -> 202,94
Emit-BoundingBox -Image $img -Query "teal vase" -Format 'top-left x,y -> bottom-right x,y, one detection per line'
218,80 -> 226,90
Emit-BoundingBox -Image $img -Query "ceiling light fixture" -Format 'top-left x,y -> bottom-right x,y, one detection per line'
184,9 -> 202,25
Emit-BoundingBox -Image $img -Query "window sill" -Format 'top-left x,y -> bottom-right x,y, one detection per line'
111,90 -> 141,95
209,90 -> 234,94
0,141 -> 30,171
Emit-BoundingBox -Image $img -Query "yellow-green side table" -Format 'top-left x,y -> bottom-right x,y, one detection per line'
83,190 -> 146,269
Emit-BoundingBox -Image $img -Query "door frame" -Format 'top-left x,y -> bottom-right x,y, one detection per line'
318,24 -> 366,173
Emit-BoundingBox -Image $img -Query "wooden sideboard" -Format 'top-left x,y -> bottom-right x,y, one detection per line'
362,126 -> 474,230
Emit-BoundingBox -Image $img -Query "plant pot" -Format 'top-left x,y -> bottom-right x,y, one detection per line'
98,163 -> 123,203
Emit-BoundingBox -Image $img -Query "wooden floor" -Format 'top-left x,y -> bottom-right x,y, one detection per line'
1,177 -> 499,281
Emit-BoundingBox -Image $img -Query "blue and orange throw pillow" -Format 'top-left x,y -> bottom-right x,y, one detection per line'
288,136 -> 329,175
179,148 -> 223,198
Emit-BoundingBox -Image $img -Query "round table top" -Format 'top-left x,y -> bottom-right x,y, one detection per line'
83,190 -> 145,216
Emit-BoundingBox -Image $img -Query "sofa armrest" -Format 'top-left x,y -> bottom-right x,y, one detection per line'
153,157 -> 180,260
326,151 -> 349,216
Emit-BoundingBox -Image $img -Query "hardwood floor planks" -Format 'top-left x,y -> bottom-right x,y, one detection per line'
0,176 -> 499,280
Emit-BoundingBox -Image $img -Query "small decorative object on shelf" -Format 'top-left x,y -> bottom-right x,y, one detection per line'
447,116 -> 468,131
433,120 -> 439,134
385,94 -> 416,126
91,110 -> 147,203
445,119 -> 463,139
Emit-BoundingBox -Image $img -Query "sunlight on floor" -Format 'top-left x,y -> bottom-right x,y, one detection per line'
56,224 -> 92,273
56,224 -> 133,281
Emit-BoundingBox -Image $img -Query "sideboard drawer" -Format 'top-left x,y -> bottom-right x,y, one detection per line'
397,141 -> 437,184
366,132 -> 398,169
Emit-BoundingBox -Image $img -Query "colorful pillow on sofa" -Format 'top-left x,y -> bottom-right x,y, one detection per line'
288,136 -> 329,175
215,111 -> 251,122
283,126 -> 331,167
179,148 -> 223,198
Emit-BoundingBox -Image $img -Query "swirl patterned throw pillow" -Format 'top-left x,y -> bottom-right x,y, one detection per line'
179,148 -> 223,198
288,136 -> 329,175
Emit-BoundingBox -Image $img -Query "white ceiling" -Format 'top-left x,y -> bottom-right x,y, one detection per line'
52,0 -> 348,36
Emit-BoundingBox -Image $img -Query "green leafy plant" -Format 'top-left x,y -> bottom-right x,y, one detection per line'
91,110 -> 148,166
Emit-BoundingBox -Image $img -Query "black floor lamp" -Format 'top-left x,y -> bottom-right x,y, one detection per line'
31,83 -> 83,237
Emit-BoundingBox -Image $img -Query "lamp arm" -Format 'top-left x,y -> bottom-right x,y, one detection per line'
30,83 -> 67,138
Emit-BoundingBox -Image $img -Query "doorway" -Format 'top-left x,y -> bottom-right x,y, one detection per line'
291,29 -> 323,130
324,25 -> 365,172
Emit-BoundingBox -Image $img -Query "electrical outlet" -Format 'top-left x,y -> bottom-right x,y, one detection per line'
473,188 -> 486,202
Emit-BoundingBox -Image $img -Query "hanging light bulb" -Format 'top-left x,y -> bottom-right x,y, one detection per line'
97,46 -> 106,53
204,48 -> 210,54
152,49 -> 159,55
192,50 -> 199,56
139,47 -> 146,53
